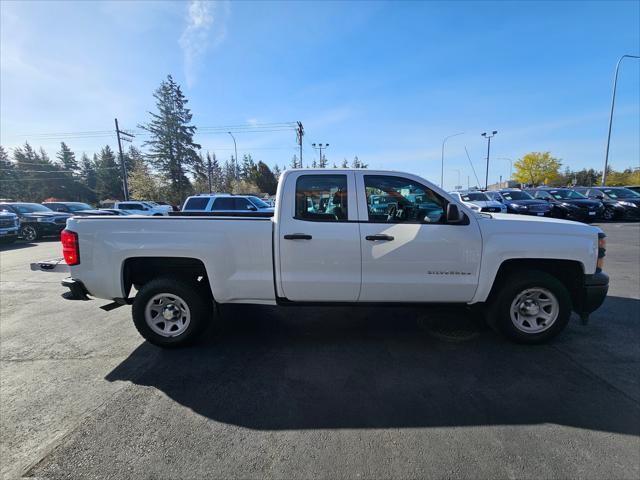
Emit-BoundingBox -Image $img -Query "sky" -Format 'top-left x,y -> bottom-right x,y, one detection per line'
1,0 -> 638,190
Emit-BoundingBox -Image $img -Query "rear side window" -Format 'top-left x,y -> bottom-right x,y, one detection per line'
211,197 -> 235,210
184,197 -> 210,210
295,175 -> 348,222
234,198 -> 253,210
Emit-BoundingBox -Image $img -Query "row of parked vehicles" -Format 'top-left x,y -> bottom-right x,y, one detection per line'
449,186 -> 640,223
0,200 -> 173,243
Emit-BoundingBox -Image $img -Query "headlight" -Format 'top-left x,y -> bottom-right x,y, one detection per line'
511,203 -> 527,209
36,217 -> 55,223
618,201 -> 635,207
470,205 -> 480,211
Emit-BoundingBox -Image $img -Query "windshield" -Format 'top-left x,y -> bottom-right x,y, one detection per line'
13,203 -> 54,213
248,196 -> 270,208
548,190 -> 587,200
501,191 -> 533,201
461,192 -> 489,202
66,203 -> 93,212
602,188 -> 640,199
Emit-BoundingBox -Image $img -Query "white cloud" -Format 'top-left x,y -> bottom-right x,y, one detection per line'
179,0 -> 229,87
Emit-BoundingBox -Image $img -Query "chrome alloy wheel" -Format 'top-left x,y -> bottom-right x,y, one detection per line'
144,293 -> 191,337
509,287 -> 559,334
21,225 -> 37,242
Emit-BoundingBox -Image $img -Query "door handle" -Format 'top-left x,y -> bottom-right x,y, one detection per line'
284,233 -> 312,240
365,234 -> 394,241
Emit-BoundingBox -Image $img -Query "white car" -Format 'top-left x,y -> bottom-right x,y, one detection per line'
45,168 -> 608,348
113,201 -> 171,216
449,191 -> 506,213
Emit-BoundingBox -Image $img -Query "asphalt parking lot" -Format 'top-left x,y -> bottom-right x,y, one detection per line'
1,222 -> 639,479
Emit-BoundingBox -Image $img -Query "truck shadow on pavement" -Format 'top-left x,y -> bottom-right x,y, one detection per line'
106,296 -> 640,435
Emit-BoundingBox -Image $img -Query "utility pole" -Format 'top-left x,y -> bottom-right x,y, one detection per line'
207,152 -> 213,193
312,143 -> 329,166
481,131 -> 498,190
296,121 -> 304,167
602,54 -> 640,186
115,118 -> 134,201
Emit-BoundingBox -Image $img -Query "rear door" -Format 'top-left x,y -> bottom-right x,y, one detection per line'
356,172 -> 482,303
277,171 -> 361,301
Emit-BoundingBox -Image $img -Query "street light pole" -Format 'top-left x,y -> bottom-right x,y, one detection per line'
311,143 -> 329,167
227,132 -> 238,180
441,132 -> 464,188
481,131 -> 498,190
602,54 -> 640,186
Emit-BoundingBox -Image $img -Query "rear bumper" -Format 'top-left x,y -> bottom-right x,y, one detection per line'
576,271 -> 609,315
61,277 -> 90,300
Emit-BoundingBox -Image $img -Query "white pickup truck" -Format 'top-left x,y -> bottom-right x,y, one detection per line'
55,169 -> 608,347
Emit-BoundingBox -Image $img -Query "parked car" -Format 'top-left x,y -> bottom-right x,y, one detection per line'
624,185 -> 640,194
45,168 -> 608,348
113,201 -> 170,216
0,202 -> 70,241
448,191 -> 506,213
98,208 -> 132,216
42,202 -> 115,216
574,187 -> 640,221
526,188 -> 604,222
485,190 -> 552,216
0,211 -> 20,244
181,194 -> 275,213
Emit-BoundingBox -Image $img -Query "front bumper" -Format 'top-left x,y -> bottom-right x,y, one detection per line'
38,222 -> 67,235
576,271 -> 609,315
0,228 -> 19,238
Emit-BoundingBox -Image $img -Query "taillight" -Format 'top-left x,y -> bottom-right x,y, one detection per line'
61,229 -> 80,265
596,233 -> 606,271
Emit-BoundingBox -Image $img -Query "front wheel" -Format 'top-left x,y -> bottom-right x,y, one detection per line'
602,207 -> 616,221
486,270 -> 571,344
20,224 -> 39,242
132,276 -> 212,348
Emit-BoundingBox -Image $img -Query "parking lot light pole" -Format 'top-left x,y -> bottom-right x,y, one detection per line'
602,54 -> 640,186
227,132 -> 238,180
441,132 -> 464,188
481,131 -> 498,190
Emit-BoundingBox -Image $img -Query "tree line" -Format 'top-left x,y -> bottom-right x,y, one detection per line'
512,151 -> 639,188
0,75 -> 367,205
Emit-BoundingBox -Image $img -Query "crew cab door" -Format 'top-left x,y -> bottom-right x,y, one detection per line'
355,172 -> 482,303
277,171 -> 361,301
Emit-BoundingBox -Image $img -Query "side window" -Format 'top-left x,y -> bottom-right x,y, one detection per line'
184,198 -> 209,210
234,198 -> 253,210
211,197 -> 235,210
295,175 -> 348,222
364,175 -> 445,224
534,191 -> 549,199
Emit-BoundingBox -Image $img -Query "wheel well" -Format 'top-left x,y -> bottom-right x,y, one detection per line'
489,259 -> 584,307
122,257 -> 211,298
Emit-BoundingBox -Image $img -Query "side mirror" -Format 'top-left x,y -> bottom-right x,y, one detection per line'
446,203 -> 464,223
247,205 -> 257,211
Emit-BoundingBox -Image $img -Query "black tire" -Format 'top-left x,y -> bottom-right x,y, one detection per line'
602,207 -> 616,221
132,276 -> 213,348
20,224 -> 39,242
152,213 -> 163,216
486,270 -> 572,344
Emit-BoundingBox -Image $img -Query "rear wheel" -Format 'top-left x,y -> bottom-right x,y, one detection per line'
20,224 -> 39,242
132,276 -> 212,348
486,270 -> 571,344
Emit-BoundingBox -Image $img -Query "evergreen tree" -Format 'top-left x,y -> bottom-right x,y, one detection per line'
56,142 -> 78,173
139,75 -> 201,203
125,145 -> 145,173
208,152 -> 223,192
55,142 -> 80,199
290,155 -> 300,169
272,164 -> 282,180
79,153 -> 98,203
129,160 -> 160,201
222,159 -> 235,192
95,145 -> 123,200
319,154 -> 328,168
311,159 -> 317,168
0,145 -> 19,200
192,152 -> 210,193
341,158 -> 349,168
13,142 -> 58,201
240,154 -> 257,180
255,161 -> 278,195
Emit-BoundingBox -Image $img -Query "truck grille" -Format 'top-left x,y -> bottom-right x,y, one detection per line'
0,218 -> 17,228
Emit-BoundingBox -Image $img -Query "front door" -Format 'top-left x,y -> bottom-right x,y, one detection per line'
356,173 -> 482,303
278,172 -> 361,302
